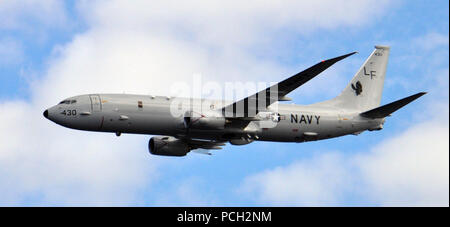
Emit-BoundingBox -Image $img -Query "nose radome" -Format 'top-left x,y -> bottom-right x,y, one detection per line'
43,109 -> 49,119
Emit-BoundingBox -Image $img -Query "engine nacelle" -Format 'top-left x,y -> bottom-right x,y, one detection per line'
149,136 -> 190,157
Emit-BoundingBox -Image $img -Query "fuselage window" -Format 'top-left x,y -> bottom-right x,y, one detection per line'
59,100 -> 76,105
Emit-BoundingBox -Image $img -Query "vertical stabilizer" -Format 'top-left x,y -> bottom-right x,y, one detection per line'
324,45 -> 390,111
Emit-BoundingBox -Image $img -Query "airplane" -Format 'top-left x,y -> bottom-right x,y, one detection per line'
43,45 -> 426,156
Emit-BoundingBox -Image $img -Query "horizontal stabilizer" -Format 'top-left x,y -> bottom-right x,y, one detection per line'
360,92 -> 426,119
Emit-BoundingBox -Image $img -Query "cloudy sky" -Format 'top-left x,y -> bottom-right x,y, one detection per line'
0,0 -> 448,206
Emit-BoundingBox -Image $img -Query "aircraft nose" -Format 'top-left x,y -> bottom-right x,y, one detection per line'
43,109 -> 49,119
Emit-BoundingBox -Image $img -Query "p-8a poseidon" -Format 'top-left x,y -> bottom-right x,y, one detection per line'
44,46 -> 425,156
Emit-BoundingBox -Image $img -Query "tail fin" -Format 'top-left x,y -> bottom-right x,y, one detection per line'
326,45 -> 391,111
360,92 -> 426,119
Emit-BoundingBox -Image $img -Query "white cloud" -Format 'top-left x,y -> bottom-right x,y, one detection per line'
0,38 -> 24,66
153,177 -> 220,206
382,31 -> 449,97
413,32 -> 450,51
241,152 -> 353,206
357,119 -> 449,206
77,0 -> 391,49
0,101 -> 158,205
0,0 -> 397,205
0,0 -> 67,30
240,116 -> 449,206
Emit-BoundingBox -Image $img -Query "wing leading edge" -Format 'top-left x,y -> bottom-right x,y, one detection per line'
222,51 -> 357,118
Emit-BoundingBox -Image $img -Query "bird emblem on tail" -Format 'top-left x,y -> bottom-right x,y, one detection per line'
351,81 -> 363,96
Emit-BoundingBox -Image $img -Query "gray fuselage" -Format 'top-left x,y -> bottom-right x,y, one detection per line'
44,94 -> 384,143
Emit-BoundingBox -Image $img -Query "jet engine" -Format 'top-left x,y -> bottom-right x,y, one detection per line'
183,111 -> 225,130
149,136 -> 190,156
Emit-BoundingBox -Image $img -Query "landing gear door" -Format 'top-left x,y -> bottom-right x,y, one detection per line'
90,95 -> 102,112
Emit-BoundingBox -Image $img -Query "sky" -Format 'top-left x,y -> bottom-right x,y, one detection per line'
0,0 -> 448,206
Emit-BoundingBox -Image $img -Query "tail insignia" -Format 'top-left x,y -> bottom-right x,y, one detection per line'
351,81 -> 363,96
363,67 -> 376,79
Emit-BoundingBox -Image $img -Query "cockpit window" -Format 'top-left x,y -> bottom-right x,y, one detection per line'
59,99 -> 76,104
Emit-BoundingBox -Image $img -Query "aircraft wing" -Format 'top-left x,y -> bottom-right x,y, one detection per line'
222,51 -> 357,118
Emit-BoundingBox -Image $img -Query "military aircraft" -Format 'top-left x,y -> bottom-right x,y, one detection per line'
44,45 -> 425,156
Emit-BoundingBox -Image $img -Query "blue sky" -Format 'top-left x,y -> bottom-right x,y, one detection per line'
0,0 -> 448,206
